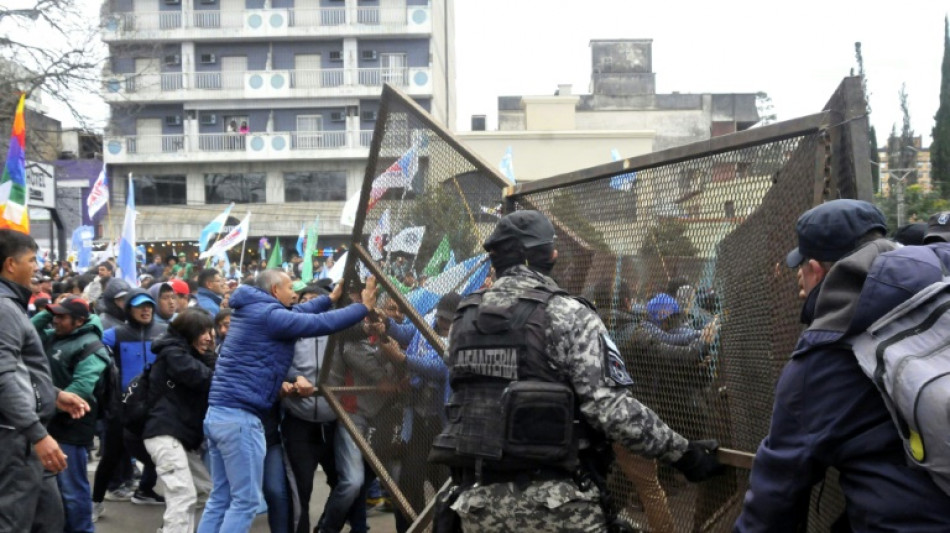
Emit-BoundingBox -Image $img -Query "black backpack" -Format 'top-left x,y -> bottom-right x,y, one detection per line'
69,341 -> 120,421
120,364 -> 153,436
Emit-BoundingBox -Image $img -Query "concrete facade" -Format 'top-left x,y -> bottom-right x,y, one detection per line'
482,39 -> 760,179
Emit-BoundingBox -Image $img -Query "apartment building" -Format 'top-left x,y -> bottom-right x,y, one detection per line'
99,0 -> 454,261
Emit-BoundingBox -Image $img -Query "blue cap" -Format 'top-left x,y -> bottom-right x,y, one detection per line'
127,293 -> 156,308
786,199 -> 887,268
646,293 -> 680,323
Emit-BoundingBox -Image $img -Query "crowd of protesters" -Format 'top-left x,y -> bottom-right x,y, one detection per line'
10,204 -> 950,533
0,233 -> 439,533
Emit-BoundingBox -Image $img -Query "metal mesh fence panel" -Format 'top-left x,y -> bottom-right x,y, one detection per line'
319,86 -> 510,529
321,79 -> 869,532
509,131 -> 826,532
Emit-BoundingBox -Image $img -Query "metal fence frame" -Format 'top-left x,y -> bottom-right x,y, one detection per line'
316,77 -> 871,532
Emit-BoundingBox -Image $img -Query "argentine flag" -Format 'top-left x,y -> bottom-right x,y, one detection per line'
117,175 -> 138,286
199,202 -> 235,253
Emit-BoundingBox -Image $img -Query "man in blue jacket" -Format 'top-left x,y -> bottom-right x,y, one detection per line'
195,268 -> 225,316
197,270 -> 377,533
735,199 -> 950,532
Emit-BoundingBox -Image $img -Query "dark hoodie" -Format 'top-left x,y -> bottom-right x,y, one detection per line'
102,288 -> 167,388
97,278 -> 131,331
737,239 -> 950,532
144,328 -> 216,450
0,277 -> 55,444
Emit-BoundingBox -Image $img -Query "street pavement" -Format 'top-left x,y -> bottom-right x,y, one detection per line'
88,457 -> 399,533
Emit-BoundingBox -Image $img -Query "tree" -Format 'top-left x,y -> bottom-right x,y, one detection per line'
408,184 -> 482,264
934,16 -> 950,198
755,92 -> 777,126
875,184 -> 949,231
638,218 -> 698,258
549,191 -> 609,252
884,85 -> 918,187
0,0 -> 105,157
854,42 -> 881,192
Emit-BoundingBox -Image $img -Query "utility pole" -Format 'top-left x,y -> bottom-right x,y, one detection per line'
887,168 -> 916,227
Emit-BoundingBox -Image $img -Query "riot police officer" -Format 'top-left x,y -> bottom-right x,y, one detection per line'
429,210 -> 724,532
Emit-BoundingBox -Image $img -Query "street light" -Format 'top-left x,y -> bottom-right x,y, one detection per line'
886,145 -> 920,228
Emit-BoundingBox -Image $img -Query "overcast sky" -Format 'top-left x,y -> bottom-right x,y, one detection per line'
454,0 -> 948,147
18,0 -> 949,149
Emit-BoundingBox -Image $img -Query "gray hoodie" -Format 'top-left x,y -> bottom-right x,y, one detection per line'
0,277 -> 56,443
282,336 -> 337,423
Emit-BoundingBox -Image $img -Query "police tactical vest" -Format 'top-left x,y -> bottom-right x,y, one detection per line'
429,283 -> 581,472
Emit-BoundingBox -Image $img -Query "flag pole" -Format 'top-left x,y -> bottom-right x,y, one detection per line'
238,212 -> 250,276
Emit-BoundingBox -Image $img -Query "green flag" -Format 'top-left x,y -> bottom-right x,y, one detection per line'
267,238 -> 282,269
387,275 -> 412,294
423,236 -> 452,277
301,218 -> 320,281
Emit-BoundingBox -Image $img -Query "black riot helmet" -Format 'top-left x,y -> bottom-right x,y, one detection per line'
483,210 -> 556,275
483,210 -> 555,251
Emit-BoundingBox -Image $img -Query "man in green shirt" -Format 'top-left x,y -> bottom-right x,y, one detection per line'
33,297 -> 110,532
171,252 -> 195,280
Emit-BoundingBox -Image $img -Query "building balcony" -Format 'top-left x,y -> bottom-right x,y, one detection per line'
101,6 -> 431,42
103,129 -> 374,164
102,67 -> 432,103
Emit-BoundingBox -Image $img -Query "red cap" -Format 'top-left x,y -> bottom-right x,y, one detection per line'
169,279 -> 190,295
48,297 -> 91,320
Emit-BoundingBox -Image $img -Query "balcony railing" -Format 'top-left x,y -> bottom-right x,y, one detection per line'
108,68 -> 414,95
104,6 -> 415,32
123,73 -> 185,93
360,130 -> 373,147
115,131 -> 370,156
126,135 -> 186,154
289,8 -> 346,27
289,70 -> 344,89
193,71 -> 245,90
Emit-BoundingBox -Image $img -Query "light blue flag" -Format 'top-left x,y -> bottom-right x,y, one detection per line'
199,202 -> 234,253
406,254 -> 490,315
442,250 -> 456,272
295,225 -> 305,257
500,146 -> 516,184
71,226 -> 94,269
609,149 -> 637,191
118,175 -> 138,286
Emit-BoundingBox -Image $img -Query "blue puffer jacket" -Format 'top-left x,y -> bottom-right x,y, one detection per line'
208,284 -> 368,418
736,241 -> 950,532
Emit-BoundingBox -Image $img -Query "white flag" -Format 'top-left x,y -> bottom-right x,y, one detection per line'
200,212 -> 251,259
368,209 -> 391,261
340,189 -> 361,228
386,226 -> 425,255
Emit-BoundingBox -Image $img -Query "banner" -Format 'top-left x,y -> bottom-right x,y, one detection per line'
200,212 -> 251,259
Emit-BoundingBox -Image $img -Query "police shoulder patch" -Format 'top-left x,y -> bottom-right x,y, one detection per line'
602,334 -> 634,387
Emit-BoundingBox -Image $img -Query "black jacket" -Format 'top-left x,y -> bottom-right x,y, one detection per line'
143,329 -> 216,450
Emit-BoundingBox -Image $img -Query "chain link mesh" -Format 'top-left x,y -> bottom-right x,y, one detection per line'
321,82 -> 867,532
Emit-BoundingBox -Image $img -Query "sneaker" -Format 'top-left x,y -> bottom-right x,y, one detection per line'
366,496 -> 384,509
104,486 -> 134,502
92,501 -> 105,523
131,489 -> 165,506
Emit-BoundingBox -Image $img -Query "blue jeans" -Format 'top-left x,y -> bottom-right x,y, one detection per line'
57,443 -> 93,533
320,415 -> 366,533
197,406 -> 266,533
263,443 -> 291,533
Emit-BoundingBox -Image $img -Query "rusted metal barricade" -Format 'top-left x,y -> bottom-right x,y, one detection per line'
319,77 -> 872,532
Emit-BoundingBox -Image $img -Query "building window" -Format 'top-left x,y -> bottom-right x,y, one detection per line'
284,171 -> 347,202
205,173 -> 266,204
134,175 -> 187,206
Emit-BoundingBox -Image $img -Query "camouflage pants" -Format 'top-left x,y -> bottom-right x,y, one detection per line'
451,479 -> 605,532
